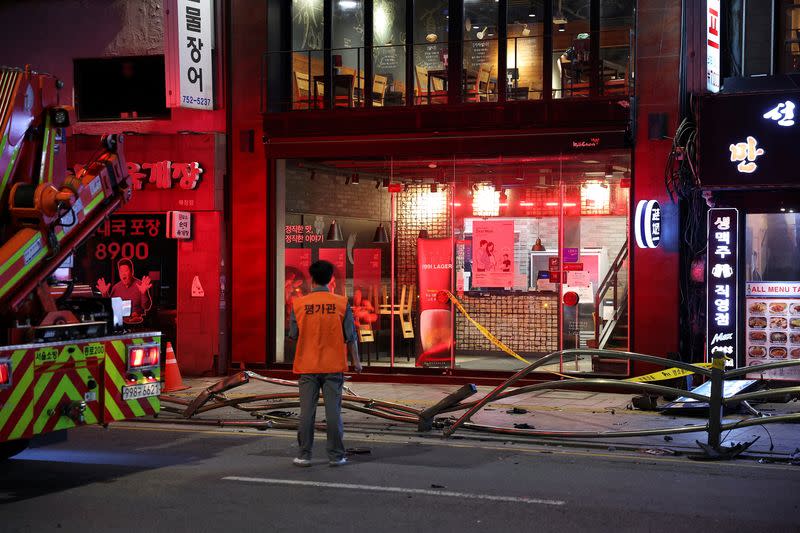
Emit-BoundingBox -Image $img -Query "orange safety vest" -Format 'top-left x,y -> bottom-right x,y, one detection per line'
292,291 -> 349,374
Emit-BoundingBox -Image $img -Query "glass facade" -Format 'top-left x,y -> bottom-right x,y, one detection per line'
274,154 -> 630,375
272,0 -> 633,110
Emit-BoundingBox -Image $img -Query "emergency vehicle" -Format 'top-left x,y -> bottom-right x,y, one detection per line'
0,66 -> 161,459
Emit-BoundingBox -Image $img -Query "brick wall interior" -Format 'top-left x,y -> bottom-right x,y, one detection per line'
455,293 -> 559,354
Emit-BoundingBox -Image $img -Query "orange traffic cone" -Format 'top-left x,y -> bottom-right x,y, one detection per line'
163,341 -> 189,392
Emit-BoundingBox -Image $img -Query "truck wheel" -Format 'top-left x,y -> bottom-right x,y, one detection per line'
0,439 -> 30,460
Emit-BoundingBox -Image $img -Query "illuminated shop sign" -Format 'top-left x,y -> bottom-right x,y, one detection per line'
634,200 -> 661,249
763,100 -> 796,126
706,0 -> 721,93
698,91 -> 800,187
728,136 -> 764,174
165,0 -> 215,110
73,161 -> 203,191
706,208 -> 738,368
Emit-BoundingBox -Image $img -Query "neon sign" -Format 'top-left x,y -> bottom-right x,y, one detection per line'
728,136 -> 764,174
763,100 -> 796,127
634,200 -> 661,249
706,208 -> 738,367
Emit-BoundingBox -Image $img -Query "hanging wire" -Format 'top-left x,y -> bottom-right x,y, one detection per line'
664,94 -> 708,365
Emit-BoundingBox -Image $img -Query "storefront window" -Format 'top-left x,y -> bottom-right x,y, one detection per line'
600,0 -> 633,96
292,0 -> 325,109
744,213 -> 800,377
781,1 -> 800,73
507,0 -> 544,100
374,0 -> 407,106
553,0 -> 591,98
413,0 -> 449,104
275,153 -> 630,375
463,0 -> 499,103
333,0 -> 366,107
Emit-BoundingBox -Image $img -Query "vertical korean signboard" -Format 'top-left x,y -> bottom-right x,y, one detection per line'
706,208 -> 738,367
176,0 -> 214,109
706,0 -> 721,93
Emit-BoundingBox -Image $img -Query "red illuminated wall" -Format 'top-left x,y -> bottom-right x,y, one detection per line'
630,0 -> 682,370
69,134 -> 225,375
0,1 -> 229,375
229,3 -> 270,366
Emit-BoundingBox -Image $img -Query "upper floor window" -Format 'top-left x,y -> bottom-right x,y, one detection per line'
724,1 -> 800,81
266,0 -> 633,112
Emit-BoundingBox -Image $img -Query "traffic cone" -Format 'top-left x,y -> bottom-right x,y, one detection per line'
163,341 -> 189,392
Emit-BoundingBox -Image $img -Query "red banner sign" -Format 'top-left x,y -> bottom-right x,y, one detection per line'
417,238 -> 453,367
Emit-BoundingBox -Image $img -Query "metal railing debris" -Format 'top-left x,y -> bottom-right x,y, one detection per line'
150,351 -> 799,460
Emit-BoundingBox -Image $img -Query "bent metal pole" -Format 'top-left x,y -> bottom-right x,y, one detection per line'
443,349 -> 715,438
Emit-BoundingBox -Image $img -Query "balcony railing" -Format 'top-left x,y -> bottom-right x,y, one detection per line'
262,29 -> 633,113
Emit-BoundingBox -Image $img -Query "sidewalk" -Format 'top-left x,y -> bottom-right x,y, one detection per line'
157,376 -> 800,459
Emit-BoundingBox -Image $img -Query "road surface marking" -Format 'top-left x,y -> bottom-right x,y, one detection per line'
222,476 -> 566,506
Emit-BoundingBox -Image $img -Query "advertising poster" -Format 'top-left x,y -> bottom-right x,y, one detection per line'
416,238 -> 453,367
284,248 -> 312,325
319,248 -> 347,296
472,220 -> 515,288
745,282 -> 800,381
73,214 -> 177,311
353,249 -> 381,330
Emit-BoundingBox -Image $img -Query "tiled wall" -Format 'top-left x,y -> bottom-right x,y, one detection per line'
285,164 -> 391,222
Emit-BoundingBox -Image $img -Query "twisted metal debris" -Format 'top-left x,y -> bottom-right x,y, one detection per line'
150,350 -> 800,458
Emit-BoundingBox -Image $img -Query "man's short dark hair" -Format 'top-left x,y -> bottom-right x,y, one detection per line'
479,240 -> 487,246
309,260 -> 334,286
118,258 -> 133,271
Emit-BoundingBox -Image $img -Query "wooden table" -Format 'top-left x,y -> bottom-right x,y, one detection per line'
425,69 -> 478,104
313,74 -> 356,108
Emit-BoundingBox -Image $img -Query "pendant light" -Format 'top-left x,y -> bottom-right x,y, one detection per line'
326,219 -> 344,241
531,217 -> 545,251
372,164 -> 390,243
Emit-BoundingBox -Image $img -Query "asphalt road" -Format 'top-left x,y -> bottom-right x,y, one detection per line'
2,423 -> 799,532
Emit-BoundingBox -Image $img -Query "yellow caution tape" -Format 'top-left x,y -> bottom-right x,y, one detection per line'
625,362 -> 713,383
445,291 -> 718,384
445,292 -> 575,380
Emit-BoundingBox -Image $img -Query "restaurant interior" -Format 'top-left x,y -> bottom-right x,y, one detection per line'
275,152 -> 631,375
266,0 -> 634,110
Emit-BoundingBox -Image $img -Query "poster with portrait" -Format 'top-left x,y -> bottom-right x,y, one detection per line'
319,248 -> 347,296
284,248 -> 312,326
471,220 -> 515,288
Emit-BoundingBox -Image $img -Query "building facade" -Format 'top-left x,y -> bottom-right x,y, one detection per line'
0,1 -> 686,380
232,0 -> 684,380
0,1 -> 227,375
691,0 -> 800,381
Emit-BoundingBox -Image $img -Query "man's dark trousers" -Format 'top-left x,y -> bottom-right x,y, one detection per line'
297,373 -> 345,461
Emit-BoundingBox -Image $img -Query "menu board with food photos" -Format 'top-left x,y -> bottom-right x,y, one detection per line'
745,282 -> 800,381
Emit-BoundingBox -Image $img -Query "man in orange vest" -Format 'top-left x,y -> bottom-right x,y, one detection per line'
288,260 -> 362,467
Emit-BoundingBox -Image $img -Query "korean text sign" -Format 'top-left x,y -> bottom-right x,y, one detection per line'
698,91 -> 800,187
178,0 -> 214,109
706,208 -> 738,367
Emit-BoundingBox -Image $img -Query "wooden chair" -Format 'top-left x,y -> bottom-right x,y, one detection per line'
372,74 -> 388,106
293,71 -> 317,110
477,63 -> 494,101
414,66 -> 447,104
